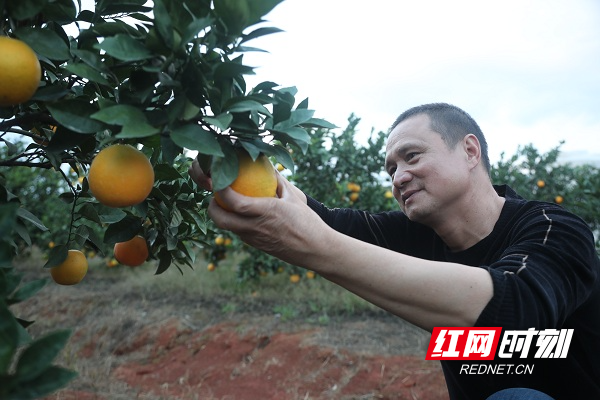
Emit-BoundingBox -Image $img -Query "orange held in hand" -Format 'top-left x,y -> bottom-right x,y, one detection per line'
88,144 -> 155,208
0,37 -> 41,106
214,149 -> 277,211
114,235 -> 149,267
50,250 -> 88,285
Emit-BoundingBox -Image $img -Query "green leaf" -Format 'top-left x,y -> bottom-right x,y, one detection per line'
225,100 -> 271,116
47,100 -> 104,134
96,34 -> 153,61
214,62 -> 255,80
241,26 -> 284,44
180,16 -> 212,46
171,124 -> 224,156
269,145 -> 295,174
45,129 -> 95,154
0,268 -> 21,298
154,164 -> 184,181
64,63 -> 111,86
14,27 -> 70,61
16,208 -> 48,232
31,84 -> 70,102
91,20 -> 144,38
15,319 -> 33,346
210,145 -> 239,192
16,330 -> 71,383
43,245 -> 68,269
0,203 -> 18,243
5,0 -> 45,21
213,0 -> 250,34
96,206 -> 127,224
153,0 -> 174,48
99,1 -> 152,16
7,279 -> 47,305
13,221 -> 31,247
274,109 -> 315,130
246,0 -> 285,25
103,216 -> 142,244
271,127 -> 310,151
154,247 -> 171,275
91,105 -> 159,138
203,114 -> 233,131
304,118 -> 338,129
9,365 -> 77,400
78,203 -> 101,224
0,301 -> 18,373
42,0 -> 78,24
71,49 -> 111,74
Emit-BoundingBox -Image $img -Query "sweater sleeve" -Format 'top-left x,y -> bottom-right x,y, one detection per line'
476,204 -> 600,330
305,194 -> 438,256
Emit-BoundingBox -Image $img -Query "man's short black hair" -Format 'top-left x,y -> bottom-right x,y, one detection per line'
390,103 -> 491,174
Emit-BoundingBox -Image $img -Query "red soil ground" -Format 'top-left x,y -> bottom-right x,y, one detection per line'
49,317 -> 448,400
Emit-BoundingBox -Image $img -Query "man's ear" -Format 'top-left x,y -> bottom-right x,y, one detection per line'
463,134 -> 481,170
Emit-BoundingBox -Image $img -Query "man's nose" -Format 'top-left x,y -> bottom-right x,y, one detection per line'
392,169 -> 412,188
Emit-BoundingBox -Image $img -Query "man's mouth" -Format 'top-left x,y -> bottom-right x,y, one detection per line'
401,189 -> 419,203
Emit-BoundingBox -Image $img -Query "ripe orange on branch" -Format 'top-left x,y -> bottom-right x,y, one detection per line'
0,36 -> 41,106
50,250 -> 88,285
214,149 -> 277,211
114,235 -> 149,267
88,144 -> 154,208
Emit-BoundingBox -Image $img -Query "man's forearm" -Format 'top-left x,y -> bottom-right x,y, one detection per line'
307,227 -> 494,331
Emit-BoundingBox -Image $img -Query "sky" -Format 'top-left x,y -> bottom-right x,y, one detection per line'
242,0 -> 600,166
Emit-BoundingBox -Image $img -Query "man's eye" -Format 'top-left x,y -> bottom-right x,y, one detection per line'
406,152 -> 419,162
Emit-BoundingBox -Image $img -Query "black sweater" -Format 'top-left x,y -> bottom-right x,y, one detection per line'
306,185 -> 600,400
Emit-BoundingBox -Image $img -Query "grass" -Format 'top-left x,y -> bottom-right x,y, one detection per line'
118,250 -> 381,322
16,246 -> 382,324
10,247 -> 427,399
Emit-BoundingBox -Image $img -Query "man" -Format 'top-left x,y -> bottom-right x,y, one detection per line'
189,103 -> 600,399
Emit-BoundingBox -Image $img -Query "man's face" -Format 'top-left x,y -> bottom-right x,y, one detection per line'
384,114 -> 471,225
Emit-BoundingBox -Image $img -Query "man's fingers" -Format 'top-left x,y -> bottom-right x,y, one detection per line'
188,158 -> 213,191
212,187 -> 276,217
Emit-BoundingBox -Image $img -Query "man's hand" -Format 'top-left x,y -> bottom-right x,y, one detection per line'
188,156 -> 213,192
207,174 -> 326,267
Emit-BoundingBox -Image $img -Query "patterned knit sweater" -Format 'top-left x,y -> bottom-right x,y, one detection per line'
306,185 -> 600,400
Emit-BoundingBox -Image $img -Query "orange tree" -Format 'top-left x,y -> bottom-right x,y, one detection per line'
492,142 -> 600,252
0,0 -> 335,397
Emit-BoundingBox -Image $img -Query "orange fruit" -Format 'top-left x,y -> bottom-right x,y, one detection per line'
536,180 -> 545,188
0,37 -> 41,106
88,144 -> 154,208
384,190 -> 394,199
106,258 -> 119,268
207,262 -> 216,271
555,195 -> 564,204
347,182 -> 361,192
306,271 -> 316,279
289,274 -> 301,283
50,250 -> 88,285
214,236 -> 225,246
214,149 -> 277,211
276,163 -> 285,172
113,235 -> 148,267
349,192 -> 359,202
